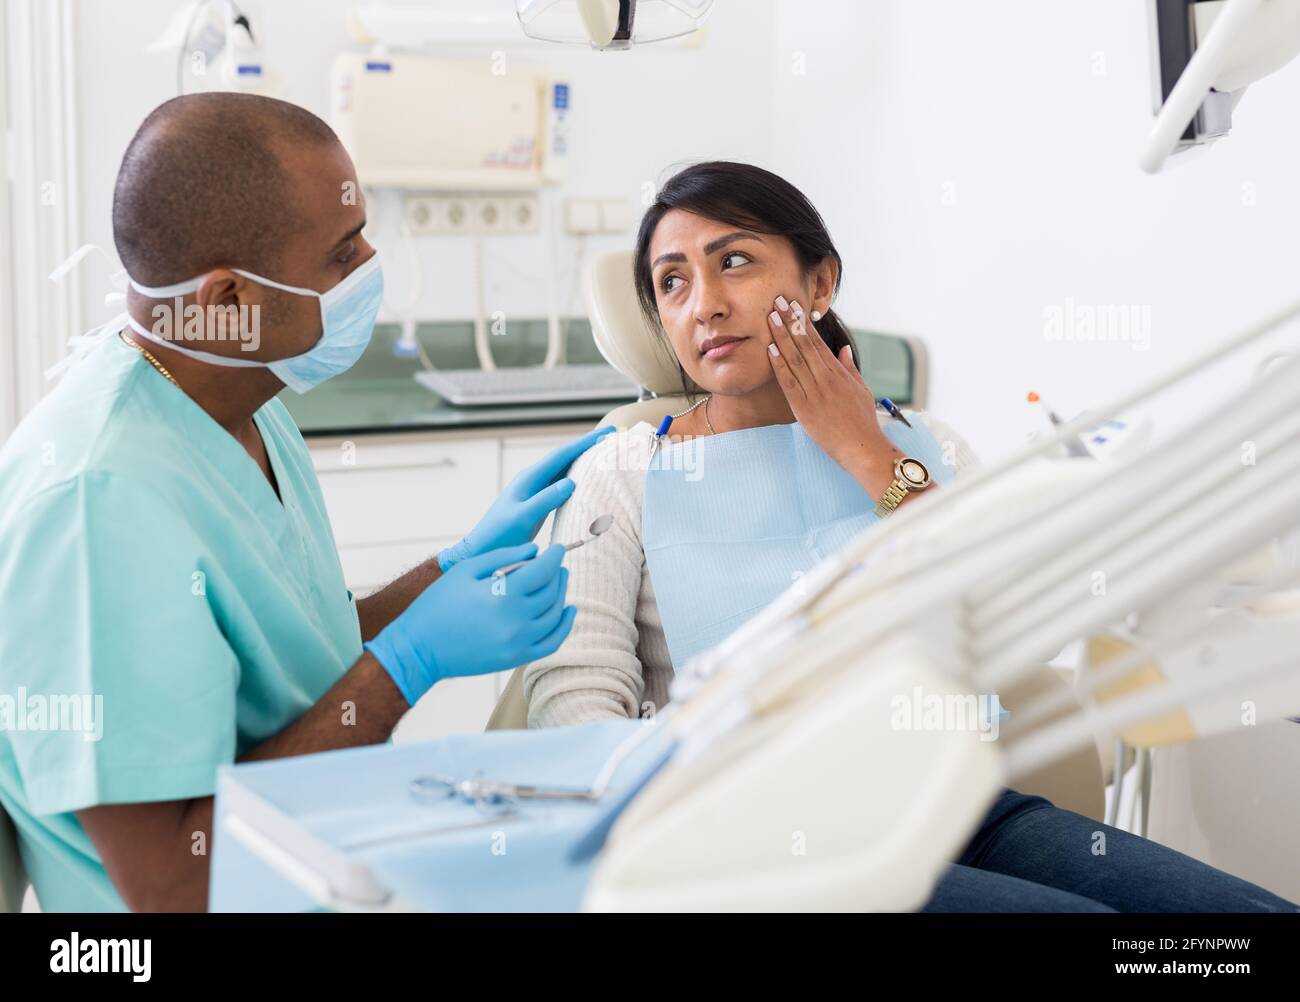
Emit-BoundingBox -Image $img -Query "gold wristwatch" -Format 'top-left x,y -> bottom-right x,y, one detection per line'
874,456 -> 932,518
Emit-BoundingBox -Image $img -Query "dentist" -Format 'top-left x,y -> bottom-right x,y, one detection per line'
0,93 -> 609,911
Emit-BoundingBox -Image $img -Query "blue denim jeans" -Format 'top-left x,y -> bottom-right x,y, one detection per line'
920,788 -> 1298,912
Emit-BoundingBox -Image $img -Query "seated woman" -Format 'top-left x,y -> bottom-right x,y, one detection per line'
525,161 -> 1296,913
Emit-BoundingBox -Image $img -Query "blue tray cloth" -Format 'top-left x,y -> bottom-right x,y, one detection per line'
212,718 -> 671,911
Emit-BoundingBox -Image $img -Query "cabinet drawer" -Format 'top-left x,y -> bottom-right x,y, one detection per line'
315,440 -> 500,547
309,437 -> 495,473
500,435 -> 581,481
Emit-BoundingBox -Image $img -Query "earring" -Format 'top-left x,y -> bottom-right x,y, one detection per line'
811,310 -> 823,322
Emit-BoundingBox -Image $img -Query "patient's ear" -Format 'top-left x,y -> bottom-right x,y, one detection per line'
811,256 -> 839,315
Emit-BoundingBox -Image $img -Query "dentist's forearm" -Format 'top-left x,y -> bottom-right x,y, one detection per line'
80,652 -> 412,912
354,554 -> 443,641
240,651 -> 411,761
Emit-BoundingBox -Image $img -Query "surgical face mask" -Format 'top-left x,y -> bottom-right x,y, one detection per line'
125,252 -> 384,393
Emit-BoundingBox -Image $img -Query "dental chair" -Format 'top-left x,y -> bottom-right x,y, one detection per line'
485,249 -> 1104,823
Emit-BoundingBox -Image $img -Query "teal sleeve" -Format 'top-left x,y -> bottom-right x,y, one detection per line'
0,473 -> 239,815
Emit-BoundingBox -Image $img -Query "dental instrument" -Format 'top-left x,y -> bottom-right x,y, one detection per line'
1027,390 -> 1091,458
492,514 -> 614,577
340,814 -> 523,853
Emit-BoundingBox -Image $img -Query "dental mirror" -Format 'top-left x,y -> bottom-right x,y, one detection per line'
566,514 -> 613,552
493,513 -> 614,576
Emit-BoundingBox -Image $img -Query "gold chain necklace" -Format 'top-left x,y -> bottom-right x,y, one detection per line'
119,331 -> 180,388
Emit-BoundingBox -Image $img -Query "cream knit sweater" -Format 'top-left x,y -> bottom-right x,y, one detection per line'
523,412 -> 981,728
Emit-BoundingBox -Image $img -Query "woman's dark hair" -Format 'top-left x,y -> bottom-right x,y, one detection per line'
633,161 -> 857,397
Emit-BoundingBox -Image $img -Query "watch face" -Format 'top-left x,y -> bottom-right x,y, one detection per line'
898,458 -> 930,487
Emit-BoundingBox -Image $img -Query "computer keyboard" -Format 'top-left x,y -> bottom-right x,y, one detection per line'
415,364 -> 641,406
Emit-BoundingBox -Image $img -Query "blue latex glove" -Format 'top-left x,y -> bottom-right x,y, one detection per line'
438,425 -> 616,572
365,543 -> 576,706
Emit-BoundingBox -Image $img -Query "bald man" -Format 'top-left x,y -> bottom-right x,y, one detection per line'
0,93 -> 610,911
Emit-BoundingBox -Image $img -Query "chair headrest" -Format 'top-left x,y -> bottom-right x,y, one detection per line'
584,249 -> 698,396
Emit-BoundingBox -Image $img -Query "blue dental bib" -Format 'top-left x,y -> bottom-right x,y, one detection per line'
642,416 -> 954,667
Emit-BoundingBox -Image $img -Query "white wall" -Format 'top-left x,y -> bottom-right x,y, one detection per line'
65,1 -> 1300,458
71,0 -> 776,330
771,0 -> 1300,458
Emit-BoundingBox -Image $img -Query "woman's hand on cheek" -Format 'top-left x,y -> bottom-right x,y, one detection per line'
766,296 -> 903,490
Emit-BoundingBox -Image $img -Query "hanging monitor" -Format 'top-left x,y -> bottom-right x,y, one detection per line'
1142,0 -> 1300,172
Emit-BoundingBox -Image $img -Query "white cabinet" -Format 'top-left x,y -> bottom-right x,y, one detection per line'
307,423 -> 591,742
500,434 -> 583,478
314,437 -> 500,547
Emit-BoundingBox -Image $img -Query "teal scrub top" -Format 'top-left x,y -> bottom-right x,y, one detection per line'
0,334 -> 363,911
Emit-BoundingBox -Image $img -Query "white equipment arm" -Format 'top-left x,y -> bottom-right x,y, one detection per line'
585,296 -> 1300,911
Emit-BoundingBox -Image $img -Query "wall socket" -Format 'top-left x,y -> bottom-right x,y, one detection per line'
505,196 -> 538,232
404,193 -> 539,235
563,197 -> 632,234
